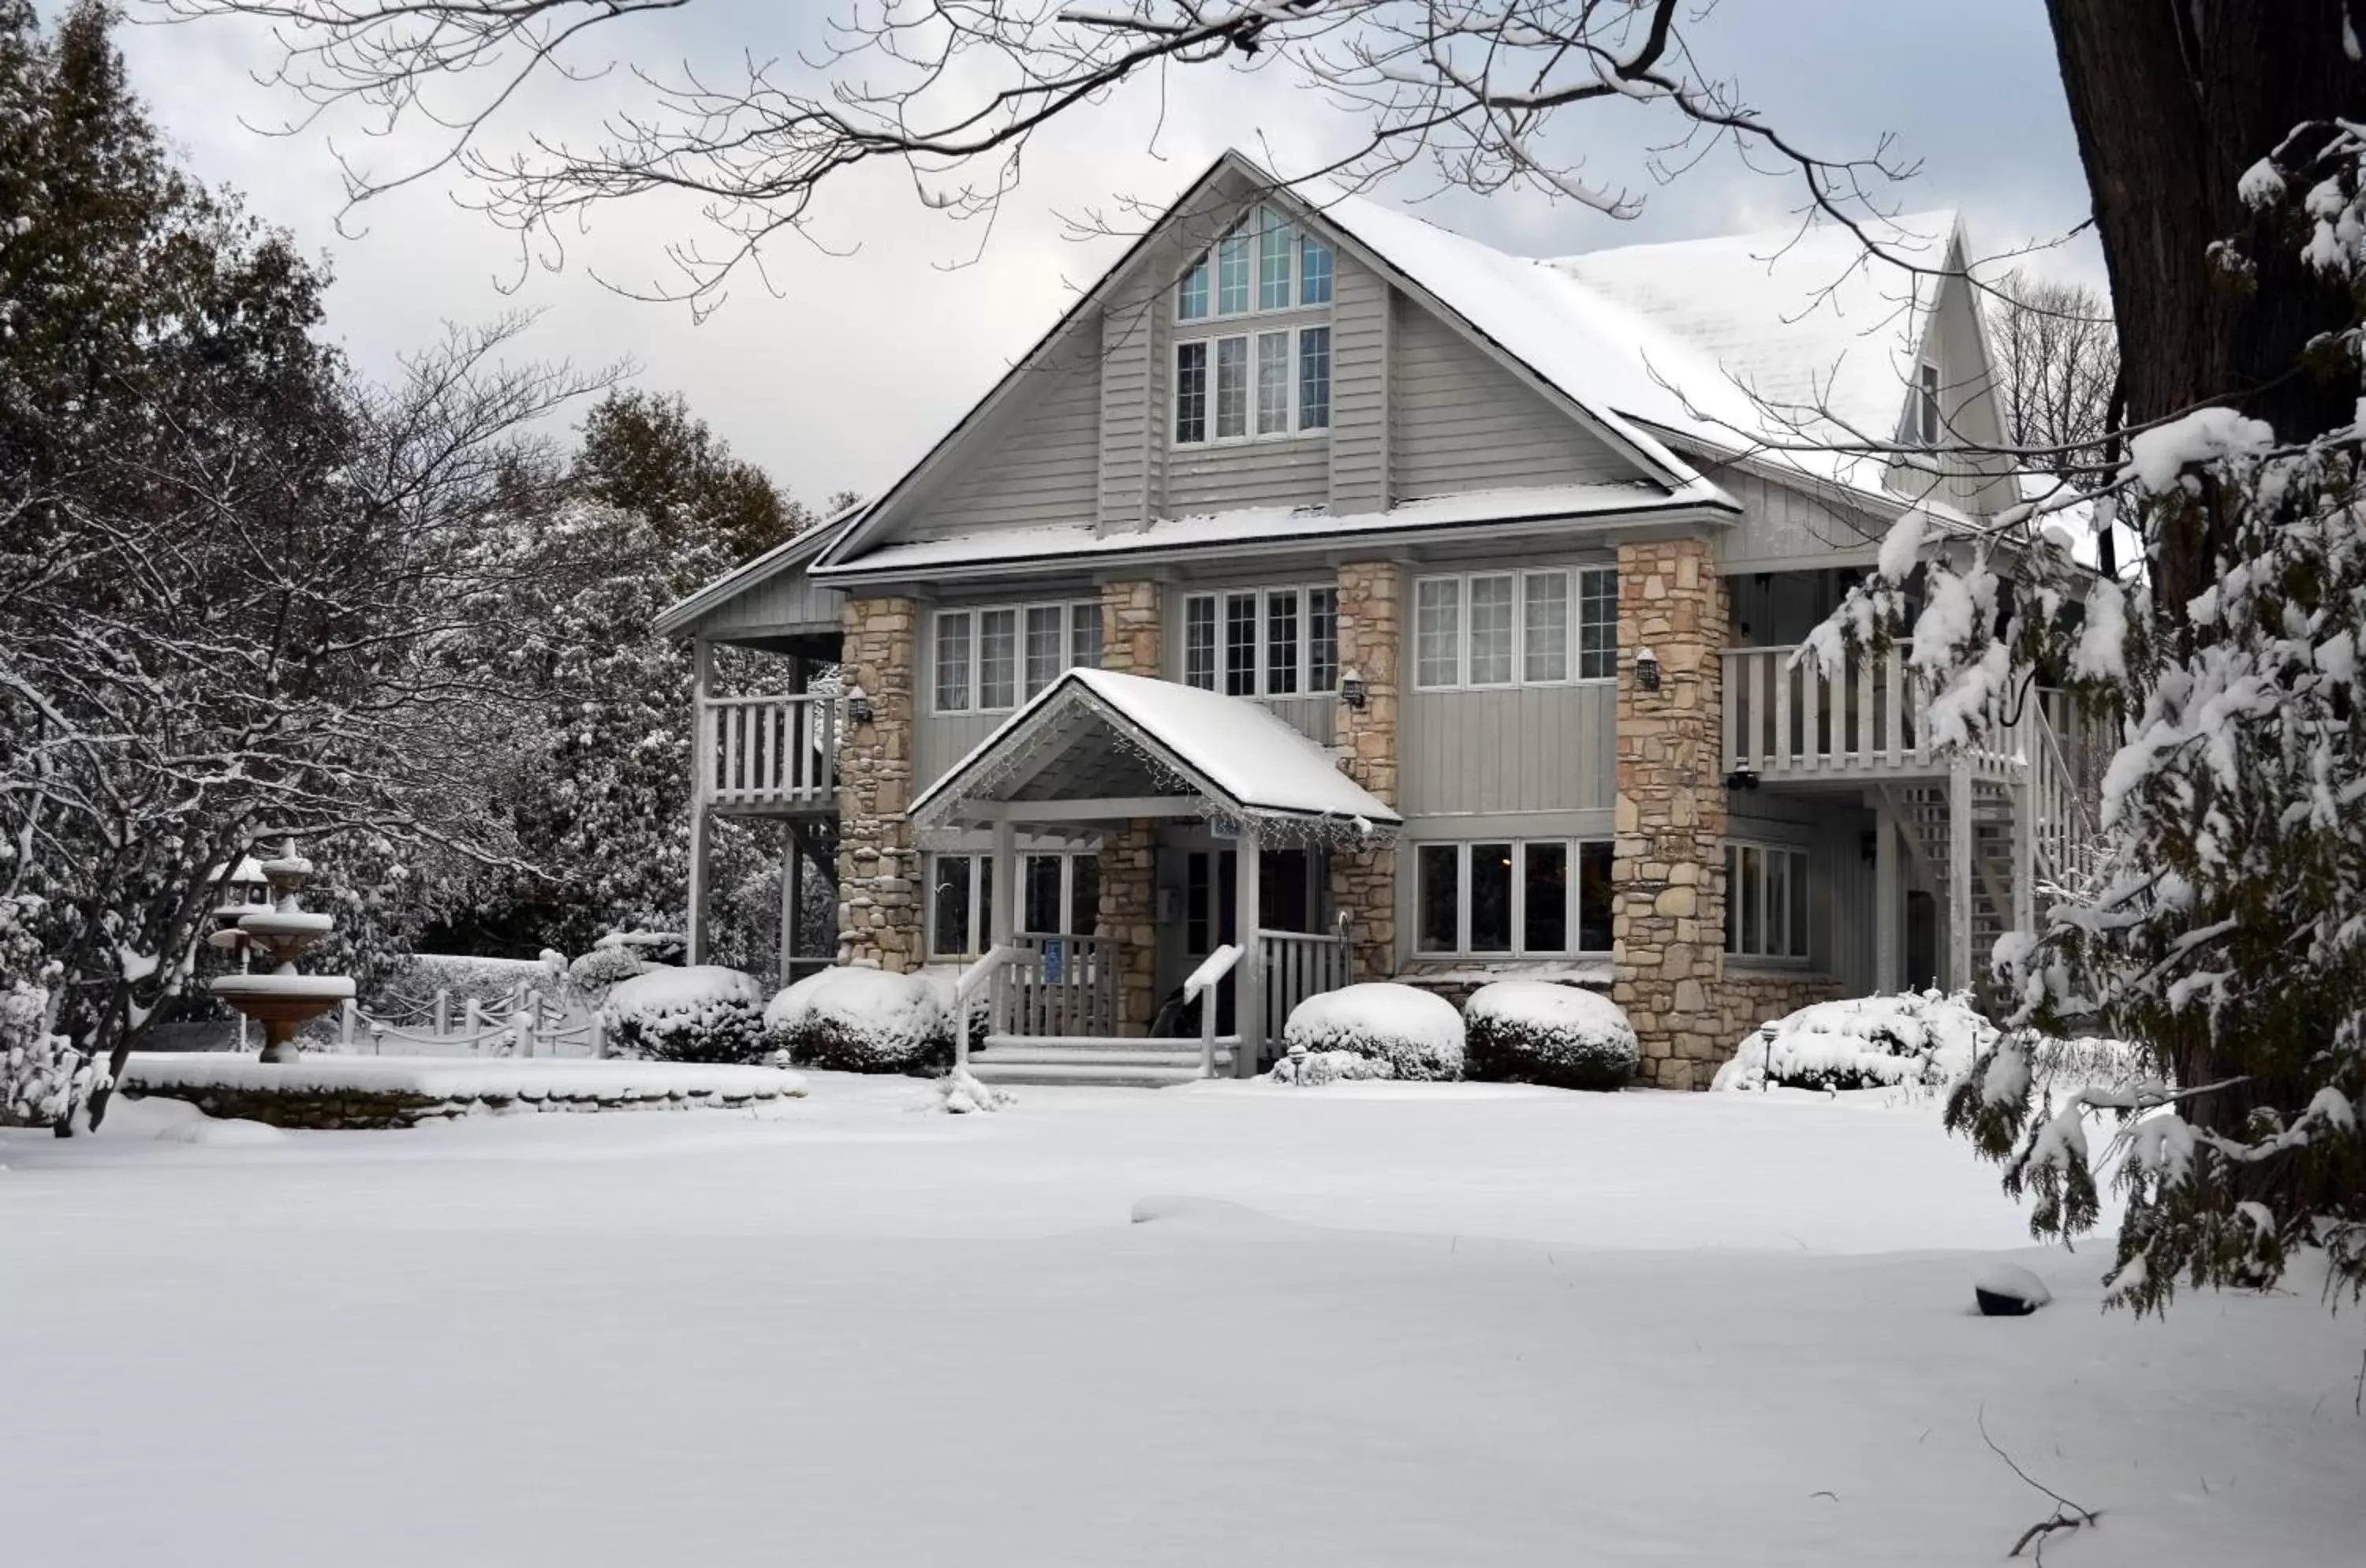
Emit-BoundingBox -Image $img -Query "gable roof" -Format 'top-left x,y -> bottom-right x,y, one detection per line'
909,668 -> 1401,838
653,498 -> 864,640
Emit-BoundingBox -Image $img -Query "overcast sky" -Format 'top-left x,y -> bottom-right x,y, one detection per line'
105,1 -> 2096,510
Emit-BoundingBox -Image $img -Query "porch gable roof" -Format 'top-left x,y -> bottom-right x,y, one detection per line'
909,670 -> 1401,841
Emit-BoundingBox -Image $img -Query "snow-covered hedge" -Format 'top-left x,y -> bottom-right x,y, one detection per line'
1710,990 -> 1992,1092
599,965 -> 772,1065
1269,1047 -> 1395,1087
1462,982 -> 1638,1092
1282,983 -> 1464,1081
765,967 -> 952,1076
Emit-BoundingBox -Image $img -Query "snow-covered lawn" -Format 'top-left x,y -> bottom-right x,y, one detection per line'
2,1078 -> 2358,1566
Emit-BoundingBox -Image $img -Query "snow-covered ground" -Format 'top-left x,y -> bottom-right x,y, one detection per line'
2,1078 -> 2358,1566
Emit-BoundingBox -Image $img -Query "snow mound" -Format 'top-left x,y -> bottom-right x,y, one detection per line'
1129,1195 -> 1281,1227
767,967 -> 950,1076
1972,1262 -> 2052,1316
1283,983 -> 1464,1081
1464,982 -> 1638,1092
121,1053 -> 805,1101
601,965 -> 771,1065
1268,1047 -> 1395,1087
155,1115 -> 286,1148
1711,991 -> 1994,1092
934,1068 -> 1013,1114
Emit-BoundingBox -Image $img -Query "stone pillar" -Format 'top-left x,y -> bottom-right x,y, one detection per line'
836,595 -> 924,972
1610,539 -> 1730,1088
1329,560 -> 1401,983
1096,580 -> 1163,1029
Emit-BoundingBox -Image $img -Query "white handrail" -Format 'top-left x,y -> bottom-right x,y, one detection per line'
953,943 -> 1020,1071
1183,943 -> 1243,1079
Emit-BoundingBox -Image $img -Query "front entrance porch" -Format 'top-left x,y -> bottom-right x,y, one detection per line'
908,669 -> 1394,1085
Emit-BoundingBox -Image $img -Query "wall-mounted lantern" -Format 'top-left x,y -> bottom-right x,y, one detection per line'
1340,666 -> 1368,709
1634,647 -> 1662,693
845,683 -> 875,726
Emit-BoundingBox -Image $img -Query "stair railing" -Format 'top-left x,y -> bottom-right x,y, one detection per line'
1182,943 -> 1243,1079
952,943 -> 1018,1073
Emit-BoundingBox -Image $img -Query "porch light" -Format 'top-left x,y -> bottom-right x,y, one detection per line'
845,683 -> 874,726
1340,666 -> 1368,709
1634,647 -> 1661,693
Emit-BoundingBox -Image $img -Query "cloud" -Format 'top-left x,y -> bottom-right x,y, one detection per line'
107,1 -> 2095,505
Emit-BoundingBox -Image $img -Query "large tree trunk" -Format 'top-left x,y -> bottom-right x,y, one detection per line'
2047,1 -> 2366,613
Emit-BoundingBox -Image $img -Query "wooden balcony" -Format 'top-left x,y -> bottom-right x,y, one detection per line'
1721,647 -> 2025,785
697,693 -> 841,816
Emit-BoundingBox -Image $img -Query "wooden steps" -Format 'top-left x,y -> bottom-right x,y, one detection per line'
966,1034 -> 1236,1088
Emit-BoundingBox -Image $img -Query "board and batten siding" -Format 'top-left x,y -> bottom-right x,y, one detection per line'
913,711 -> 1002,793
1399,685 -> 1618,816
915,342 -> 1103,539
1715,468 -> 1890,569
1388,299 -> 1633,498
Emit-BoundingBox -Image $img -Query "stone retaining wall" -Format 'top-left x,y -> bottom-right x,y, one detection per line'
124,1080 -> 804,1131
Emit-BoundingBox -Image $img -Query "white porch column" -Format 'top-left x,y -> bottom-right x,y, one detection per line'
1873,803 -> 1901,995
1947,760 -> 1973,993
990,817 -> 1016,948
779,823 -> 803,984
1233,828 -> 1263,1078
687,637 -> 715,965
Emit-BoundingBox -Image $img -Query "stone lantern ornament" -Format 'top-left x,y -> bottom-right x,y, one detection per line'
207,840 -> 355,1063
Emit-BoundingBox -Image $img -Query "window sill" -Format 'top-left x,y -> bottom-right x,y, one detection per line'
1409,678 -> 1618,695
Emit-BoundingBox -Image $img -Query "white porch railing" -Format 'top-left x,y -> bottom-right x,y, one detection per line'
991,934 -> 1121,1039
1182,943 -> 1242,1079
1260,926 -> 1351,1047
1722,648 -> 2021,778
700,693 -> 840,810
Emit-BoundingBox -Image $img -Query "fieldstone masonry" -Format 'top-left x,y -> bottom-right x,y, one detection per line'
1097,581 -> 1164,1029
1610,539 -> 1731,1088
1329,560 -> 1401,984
837,595 -> 924,971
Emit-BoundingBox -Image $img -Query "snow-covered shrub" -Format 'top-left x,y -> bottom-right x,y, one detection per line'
765,966 -> 951,1076
1268,1047 -> 1395,1087
933,1068 -> 1013,1114
1282,983 -> 1463,1081
2,980 -> 106,1128
1711,991 -> 1993,1093
599,965 -> 771,1064
1462,982 -> 1637,1092
567,942 -> 652,1008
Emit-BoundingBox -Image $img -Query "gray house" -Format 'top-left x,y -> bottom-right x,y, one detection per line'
657,151 -> 2095,1088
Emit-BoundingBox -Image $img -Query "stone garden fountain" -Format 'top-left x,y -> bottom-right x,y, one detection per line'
207,841 -> 355,1063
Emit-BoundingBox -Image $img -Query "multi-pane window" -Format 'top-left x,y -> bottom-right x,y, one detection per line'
1184,585 -> 1340,698
1724,841 -> 1812,960
1414,568 -> 1618,689
1172,205 -> 1333,446
928,850 -> 1100,958
1913,361 -> 1942,446
1174,327 -> 1330,444
1174,341 -> 1207,443
933,600 -> 1103,712
1415,839 -> 1616,955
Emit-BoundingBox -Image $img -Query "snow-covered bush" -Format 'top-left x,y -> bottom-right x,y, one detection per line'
565,928 -> 678,1009
599,965 -> 771,1065
1282,983 -> 1463,1081
2,980 -> 106,1128
765,966 -> 951,1076
933,1068 -> 1013,1114
1268,1047 -> 1395,1087
1463,983 -> 1638,1092
1711,991 -> 1993,1093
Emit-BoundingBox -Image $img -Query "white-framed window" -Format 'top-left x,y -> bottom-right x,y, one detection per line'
933,599 -> 1103,713
1176,206 -> 1336,323
1172,325 -> 1330,445
1182,584 -> 1339,698
1414,567 -> 1618,689
1724,841 -> 1811,961
1910,360 -> 1942,446
1173,205 -> 1334,446
1414,838 -> 1615,957
928,850 -> 1103,958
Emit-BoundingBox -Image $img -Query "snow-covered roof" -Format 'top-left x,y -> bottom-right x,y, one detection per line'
816,481 -> 1724,580
911,668 -> 1400,838
653,501 -> 864,640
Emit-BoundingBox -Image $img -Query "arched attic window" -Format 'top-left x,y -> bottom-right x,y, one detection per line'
1173,207 -> 1336,446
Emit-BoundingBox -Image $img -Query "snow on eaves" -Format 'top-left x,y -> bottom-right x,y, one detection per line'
816,481 -> 1725,580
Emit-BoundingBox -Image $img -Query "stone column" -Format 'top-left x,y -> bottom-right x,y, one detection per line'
1329,560 -> 1401,983
1610,539 -> 1730,1088
1096,580 -> 1163,1029
836,595 -> 924,972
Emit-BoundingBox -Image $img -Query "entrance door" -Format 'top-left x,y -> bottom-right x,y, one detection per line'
1166,846 -> 1324,1036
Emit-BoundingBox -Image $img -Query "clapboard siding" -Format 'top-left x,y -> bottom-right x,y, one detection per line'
1098,279 -> 1159,529
1389,301 -> 1632,498
1400,684 -> 1617,815
1327,260 -> 1391,515
1717,469 -> 1887,567
919,344 -> 1103,537
1165,438 -> 1332,514
692,565 -> 844,640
